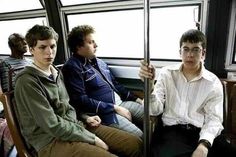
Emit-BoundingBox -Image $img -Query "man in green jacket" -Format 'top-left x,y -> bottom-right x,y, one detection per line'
14,24 -> 142,157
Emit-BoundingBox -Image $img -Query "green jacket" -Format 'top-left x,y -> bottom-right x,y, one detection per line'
14,66 -> 95,152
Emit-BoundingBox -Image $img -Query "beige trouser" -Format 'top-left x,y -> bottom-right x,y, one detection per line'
38,125 -> 143,157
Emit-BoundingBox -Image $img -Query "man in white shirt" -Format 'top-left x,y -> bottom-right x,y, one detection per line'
139,29 -> 236,157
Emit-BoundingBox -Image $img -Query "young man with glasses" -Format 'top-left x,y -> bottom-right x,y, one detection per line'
139,29 -> 236,157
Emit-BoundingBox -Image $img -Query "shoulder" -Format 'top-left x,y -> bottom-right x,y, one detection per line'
159,63 -> 180,74
96,58 -> 106,64
202,68 -> 221,83
62,57 -> 84,75
15,68 -> 36,83
64,57 -> 82,68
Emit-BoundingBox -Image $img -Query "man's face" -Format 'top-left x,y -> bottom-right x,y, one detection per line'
77,33 -> 97,59
12,37 -> 28,54
30,39 -> 57,69
180,41 -> 206,71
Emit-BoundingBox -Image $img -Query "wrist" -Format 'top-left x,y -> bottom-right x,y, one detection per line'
198,139 -> 211,150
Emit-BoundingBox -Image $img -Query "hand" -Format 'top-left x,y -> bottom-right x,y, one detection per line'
86,115 -> 101,127
192,144 -> 208,157
95,136 -> 109,150
139,60 -> 156,81
114,105 -> 132,121
135,98 -> 143,105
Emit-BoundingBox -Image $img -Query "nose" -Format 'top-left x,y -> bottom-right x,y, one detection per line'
186,52 -> 194,57
46,47 -> 54,55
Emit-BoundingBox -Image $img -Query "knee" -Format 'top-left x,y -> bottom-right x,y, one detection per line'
123,134 -> 143,157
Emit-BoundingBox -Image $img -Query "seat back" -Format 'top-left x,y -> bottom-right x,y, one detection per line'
8,66 -> 25,92
220,80 -> 236,144
0,91 -> 34,157
230,84 -> 236,135
221,80 -> 229,132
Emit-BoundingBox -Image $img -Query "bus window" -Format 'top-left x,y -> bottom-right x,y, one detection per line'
0,18 -> 47,55
61,0 -> 117,6
66,5 -> 199,60
0,0 -> 42,13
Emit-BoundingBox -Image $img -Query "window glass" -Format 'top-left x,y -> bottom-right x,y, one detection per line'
150,6 -> 198,59
67,5 -> 198,59
67,10 -> 143,58
0,0 -> 43,13
0,17 -> 47,55
61,0 -> 117,6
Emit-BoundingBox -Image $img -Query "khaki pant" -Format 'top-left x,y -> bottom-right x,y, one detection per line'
38,125 -> 143,157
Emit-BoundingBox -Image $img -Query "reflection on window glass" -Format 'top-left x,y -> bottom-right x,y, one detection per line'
67,6 -> 198,59
61,0 -> 117,6
0,0 -> 43,13
0,17 -> 47,55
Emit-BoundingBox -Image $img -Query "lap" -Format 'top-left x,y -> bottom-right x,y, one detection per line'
120,101 -> 144,130
38,139 -> 117,157
151,126 -> 236,157
109,114 -> 143,138
87,125 -> 143,157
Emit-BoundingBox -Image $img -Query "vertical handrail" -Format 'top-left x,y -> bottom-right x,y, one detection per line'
143,0 -> 150,157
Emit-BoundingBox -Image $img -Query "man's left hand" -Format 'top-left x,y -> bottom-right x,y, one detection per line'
86,115 -> 101,127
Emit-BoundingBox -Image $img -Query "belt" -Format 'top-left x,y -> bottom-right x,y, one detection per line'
164,124 -> 200,132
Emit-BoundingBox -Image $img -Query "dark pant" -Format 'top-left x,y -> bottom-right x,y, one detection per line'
38,125 -> 143,157
151,124 -> 236,157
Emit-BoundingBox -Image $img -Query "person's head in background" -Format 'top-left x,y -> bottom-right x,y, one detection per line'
67,25 -> 97,59
25,24 -> 58,71
179,29 -> 206,72
8,33 -> 28,59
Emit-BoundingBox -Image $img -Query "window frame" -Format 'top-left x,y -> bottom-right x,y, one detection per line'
225,0 -> 236,71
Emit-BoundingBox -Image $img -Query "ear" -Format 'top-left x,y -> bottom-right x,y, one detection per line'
29,47 -> 34,55
179,49 -> 182,57
201,49 -> 206,60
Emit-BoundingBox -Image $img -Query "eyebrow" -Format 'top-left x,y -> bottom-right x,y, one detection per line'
182,46 -> 201,49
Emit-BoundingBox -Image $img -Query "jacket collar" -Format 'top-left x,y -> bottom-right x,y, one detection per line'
73,53 -> 97,66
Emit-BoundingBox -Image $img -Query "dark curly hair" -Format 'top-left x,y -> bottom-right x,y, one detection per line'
67,25 -> 95,53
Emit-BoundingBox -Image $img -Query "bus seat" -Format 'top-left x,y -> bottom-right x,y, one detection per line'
8,66 -> 25,92
221,80 -> 236,145
229,84 -> 236,144
0,91 -> 35,157
221,80 -> 229,133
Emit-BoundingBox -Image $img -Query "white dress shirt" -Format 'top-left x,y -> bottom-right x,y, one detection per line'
150,63 -> 224,144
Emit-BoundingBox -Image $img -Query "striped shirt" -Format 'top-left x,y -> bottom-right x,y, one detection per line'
150,63 -> 224,145
0,57 -> 32,92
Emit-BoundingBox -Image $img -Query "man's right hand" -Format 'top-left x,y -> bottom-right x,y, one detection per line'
191,144 -> 208,157
95,136 -> 109,150
139,60 -> 156,92
139,60 -> 156,81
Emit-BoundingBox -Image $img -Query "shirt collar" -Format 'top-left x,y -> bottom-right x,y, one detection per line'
30,64 -> 58,79
166,62 -> 214,82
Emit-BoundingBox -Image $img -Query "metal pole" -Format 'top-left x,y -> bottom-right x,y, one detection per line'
143,0 -> 150,157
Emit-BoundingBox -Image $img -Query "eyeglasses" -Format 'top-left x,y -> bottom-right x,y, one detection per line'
181,47 -> 202,54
